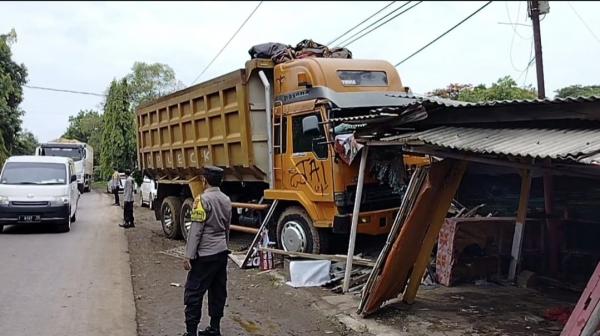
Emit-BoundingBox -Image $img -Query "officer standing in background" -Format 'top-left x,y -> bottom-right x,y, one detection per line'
119,169 -> 135,228
183,166 -> 231,336
111,168 -> 121,206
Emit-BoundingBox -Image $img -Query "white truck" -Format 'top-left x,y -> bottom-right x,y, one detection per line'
36,139 -> 94,193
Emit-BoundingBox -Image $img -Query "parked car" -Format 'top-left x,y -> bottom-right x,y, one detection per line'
139,177 -> 157,209
0,156 -> 79,233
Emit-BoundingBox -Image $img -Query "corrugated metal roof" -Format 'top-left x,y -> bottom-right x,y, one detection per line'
385,93 -> 600,108
382,126 -> 600,164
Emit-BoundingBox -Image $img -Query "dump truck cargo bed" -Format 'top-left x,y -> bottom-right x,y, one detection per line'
137,61 -> 273,183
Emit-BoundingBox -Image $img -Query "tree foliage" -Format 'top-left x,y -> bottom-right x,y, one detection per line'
100,79 -> 136,178
12,130 -> 39,156
125,62 -> 184,111
555,85 -> 600,98
429,76 -> 537,102
0,29 -> 28,165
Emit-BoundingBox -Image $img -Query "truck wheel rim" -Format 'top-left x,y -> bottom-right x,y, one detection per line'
281,221 -> 307,252
183,205 -> 192,238
163,206 -> 173,233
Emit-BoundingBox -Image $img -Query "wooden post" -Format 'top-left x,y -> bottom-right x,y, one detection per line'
543,168 -> 560,275
343,146 -> 369,293
508,169 -> 532,281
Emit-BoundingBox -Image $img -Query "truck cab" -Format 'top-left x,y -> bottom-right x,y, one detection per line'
36,141 -> 94,193
264,58 -> 428,252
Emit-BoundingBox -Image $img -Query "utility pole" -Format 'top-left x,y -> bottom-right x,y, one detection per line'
529,0 -> 546,98
529,0 -> 560,276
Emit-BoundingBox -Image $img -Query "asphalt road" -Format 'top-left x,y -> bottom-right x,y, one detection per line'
0,191 -> 137,336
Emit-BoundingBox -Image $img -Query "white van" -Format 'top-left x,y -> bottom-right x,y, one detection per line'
0,156 -> 80,233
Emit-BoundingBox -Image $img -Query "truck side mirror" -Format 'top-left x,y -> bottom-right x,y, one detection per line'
71,175 -> 77,183
302,115 -> 320,136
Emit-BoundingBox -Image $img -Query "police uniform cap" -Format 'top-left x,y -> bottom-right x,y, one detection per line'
202,166 -> 224,177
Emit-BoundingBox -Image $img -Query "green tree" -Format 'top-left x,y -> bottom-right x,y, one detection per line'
429,76 -> 536,102
63,109 -> 103,162
100,79 -> 136,178
555,85 -> 600,98
125,62 -> 184,111
0,29 -> 28,164
12,130 -> 39,156
458,76 -> 536,102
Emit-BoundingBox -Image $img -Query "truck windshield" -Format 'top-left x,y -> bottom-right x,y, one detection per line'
42,147 -> 83,161
337,70 -> 388,87
0,162 -> 67,185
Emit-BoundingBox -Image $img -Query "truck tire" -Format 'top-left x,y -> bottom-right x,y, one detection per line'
180,198 -> 194,241
276,206 -> 329,254
161,197 -> 182,239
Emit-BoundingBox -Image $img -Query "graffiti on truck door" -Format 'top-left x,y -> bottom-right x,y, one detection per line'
290,158 -> 329,194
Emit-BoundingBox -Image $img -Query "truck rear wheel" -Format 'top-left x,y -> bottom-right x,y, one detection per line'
161,197 -> 182,239
276,206 -> 329,254
180,198 -> 194,241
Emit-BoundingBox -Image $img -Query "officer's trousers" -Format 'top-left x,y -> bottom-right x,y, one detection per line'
184,251 -> 228,333
123,201 -> 134,225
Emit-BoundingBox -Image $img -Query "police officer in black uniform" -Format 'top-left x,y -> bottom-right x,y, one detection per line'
183,166 -> 231,336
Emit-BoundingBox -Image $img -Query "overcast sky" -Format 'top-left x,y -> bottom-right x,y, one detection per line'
2,1 -> 600,143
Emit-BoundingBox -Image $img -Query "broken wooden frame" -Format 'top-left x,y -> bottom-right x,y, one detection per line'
240,200 -> 279,269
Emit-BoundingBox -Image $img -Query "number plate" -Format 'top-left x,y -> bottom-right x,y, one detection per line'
18,215 -> 41,223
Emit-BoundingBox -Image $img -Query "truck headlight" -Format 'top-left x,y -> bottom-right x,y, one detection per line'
0,196 -> 9,206
52,196 -> 69,205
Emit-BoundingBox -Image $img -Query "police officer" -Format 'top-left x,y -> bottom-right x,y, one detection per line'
183,166 -> 231,336
119,169 -> 135,228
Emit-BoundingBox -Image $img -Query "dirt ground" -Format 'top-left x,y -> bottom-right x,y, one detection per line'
104,189 -> 580,336
118,191 -> 367,336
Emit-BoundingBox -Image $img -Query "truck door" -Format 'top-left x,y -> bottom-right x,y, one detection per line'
282,110 -> 333,202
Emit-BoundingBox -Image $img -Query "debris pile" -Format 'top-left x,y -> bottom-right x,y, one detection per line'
249,39 -> 352,64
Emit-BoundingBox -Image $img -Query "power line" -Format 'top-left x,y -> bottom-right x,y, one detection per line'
395,1 -> 493,67
342,1 -> 423,48
24,84 -> 106,97
189,1 -> 263,86
327,1 -> 396,46
337,1 -> 415,47
568,1 -> 600,45
504,1 -> 530,40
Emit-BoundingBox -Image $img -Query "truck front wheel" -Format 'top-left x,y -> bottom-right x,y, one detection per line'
161,197 -> 182,239
276,206 -> 329,254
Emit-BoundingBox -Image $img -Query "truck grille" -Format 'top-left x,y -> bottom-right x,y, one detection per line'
11,201 -> 50,207
339,184 -> 404,214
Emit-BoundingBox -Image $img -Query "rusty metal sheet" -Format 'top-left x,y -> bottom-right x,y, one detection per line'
358,159 -> 467,316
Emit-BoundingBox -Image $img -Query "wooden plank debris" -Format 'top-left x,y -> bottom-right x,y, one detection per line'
257,247 -> 376,267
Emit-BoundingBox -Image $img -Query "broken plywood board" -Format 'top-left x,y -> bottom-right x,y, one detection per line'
359,159 -> 467,316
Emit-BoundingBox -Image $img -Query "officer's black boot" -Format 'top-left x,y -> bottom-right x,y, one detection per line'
198,326 -> 221,336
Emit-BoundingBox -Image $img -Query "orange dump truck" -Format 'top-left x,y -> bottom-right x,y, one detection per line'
137,57 -> 427,253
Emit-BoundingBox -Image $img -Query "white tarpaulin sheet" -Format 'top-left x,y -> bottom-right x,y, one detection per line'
286,260 -> 331,288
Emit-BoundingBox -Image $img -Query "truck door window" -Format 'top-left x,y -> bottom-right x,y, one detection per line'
292,113 -> 328,159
